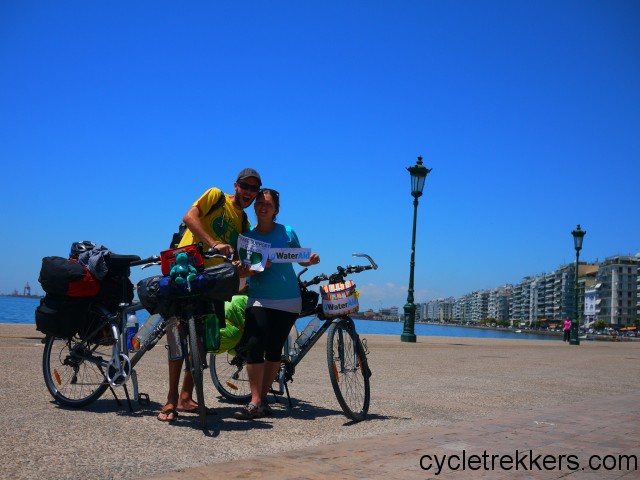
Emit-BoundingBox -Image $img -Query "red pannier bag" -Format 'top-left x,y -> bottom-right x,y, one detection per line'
160,245 -> 204,276
38,256 -> 100,297
67,266 -> 100,297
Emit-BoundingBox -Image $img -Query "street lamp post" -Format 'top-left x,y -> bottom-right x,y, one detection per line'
570,224 -> 586,346
401,156 -> 432,343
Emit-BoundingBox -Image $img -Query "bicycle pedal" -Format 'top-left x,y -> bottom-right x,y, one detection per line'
138,392 -> 150,406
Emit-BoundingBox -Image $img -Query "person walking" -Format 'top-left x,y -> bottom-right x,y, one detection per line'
563,318 -> 572,342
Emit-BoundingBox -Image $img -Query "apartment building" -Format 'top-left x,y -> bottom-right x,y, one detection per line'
424,297 -> 455,322
428,253 -> 637,327
595,255 -> 639,326
487,285 -> 512,322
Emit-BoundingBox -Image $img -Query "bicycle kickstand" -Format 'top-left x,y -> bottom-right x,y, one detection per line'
284,382 -> 293,408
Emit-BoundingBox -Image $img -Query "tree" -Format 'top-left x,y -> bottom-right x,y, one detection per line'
594,319 -> 606,331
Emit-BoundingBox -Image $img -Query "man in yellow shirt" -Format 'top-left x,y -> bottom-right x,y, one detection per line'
158,168 -> 261,422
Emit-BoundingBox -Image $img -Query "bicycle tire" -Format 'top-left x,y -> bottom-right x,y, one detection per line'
42,306 -> 114,407
326,318 -> 371,422
188,315 -> 207,428
209,352 -> 251,403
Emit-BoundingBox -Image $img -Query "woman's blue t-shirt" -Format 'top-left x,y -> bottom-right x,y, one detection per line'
244,224 -> 302,300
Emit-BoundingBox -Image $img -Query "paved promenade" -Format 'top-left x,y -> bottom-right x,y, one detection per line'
1,323 -> 638,479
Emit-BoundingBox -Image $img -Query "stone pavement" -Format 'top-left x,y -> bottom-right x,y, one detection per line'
148,389 -> 640,479
1,324 -> 638,480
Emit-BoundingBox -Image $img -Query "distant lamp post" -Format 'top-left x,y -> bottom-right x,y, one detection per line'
401,156 -> 432,343
570,224 -> 586,346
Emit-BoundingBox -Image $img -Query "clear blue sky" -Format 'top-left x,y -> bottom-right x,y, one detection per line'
1,1 -> 639,311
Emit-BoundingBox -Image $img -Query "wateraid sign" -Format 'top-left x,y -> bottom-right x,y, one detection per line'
320,281 -> 359,317
268,248 -> 311,263
321,295 -> 359,317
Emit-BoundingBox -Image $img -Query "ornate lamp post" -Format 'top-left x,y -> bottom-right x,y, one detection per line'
570,224 -> 586,346
401,156 -> 432,342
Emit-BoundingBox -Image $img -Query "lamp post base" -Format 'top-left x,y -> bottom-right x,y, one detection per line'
401,333 -> 416,343
569,338 -> 580,346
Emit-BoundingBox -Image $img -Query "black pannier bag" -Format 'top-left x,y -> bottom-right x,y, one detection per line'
39,257 -> 88,295
190,263 -> 239,301
35,294 -> 93,338
137,275 -> 164,315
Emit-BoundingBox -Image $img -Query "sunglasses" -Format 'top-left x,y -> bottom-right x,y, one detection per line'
260,188 -> 280,197
237,181 -> 261,193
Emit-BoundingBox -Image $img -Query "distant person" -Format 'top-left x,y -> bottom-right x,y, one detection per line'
563,318 -> 572,342
158,168 -> 261,422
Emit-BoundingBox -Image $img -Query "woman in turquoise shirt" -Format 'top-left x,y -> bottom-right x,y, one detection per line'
234,188 -> 320,420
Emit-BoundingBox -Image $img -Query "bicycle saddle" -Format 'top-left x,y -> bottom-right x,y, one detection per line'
108,253 -> 142,269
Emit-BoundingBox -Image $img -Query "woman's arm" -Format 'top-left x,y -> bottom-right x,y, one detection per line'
298,253 -> 320,267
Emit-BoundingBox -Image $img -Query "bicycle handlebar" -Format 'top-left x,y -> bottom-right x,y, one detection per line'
300,253 -> 378,287
129,248 -> 233,270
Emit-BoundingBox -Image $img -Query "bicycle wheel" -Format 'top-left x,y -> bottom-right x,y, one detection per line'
209,352 -> 251,403
187,315 -> 207,428
42,306 -> 114,408
326,318 -> 371,421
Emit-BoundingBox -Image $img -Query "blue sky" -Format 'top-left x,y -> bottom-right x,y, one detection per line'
1,1 -> 639,311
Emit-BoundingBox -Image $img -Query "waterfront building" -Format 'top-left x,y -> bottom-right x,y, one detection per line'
425,297 -> 455,322
595,255 -> 639,326
487,285 -> 512,322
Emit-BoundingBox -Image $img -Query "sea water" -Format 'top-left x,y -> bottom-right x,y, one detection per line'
1,296 -> 556,341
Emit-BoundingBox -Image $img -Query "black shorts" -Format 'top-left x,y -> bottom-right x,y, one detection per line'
242,306 -> 298,363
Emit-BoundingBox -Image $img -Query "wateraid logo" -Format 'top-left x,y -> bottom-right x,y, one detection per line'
271,250 -> 310,261
325,296 -> 359,311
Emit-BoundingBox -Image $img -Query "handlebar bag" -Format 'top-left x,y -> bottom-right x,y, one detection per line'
190,263 -> 239,302
160,245 -> 204,276
320,281 -> 359,318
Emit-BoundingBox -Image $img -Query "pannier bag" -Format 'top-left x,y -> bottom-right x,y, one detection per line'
320,280 -> 359,318
35,294 -> 93,338
38,257 -> 100,297
139,263 -> 239,314
160,245 -> 204,276
137,275 -> 165,315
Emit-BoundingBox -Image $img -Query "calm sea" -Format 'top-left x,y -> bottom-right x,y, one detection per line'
1,296 -> 557,341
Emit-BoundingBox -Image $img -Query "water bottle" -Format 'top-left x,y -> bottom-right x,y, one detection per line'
296,317 -> 322,348
125,312 -> 139,351
285,325 -> 300,359
132,314 -> 162,351
166,317 -> 182,361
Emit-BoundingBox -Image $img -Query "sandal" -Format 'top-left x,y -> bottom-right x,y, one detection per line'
157,404 -> 178,422
233,403 -> 265,420
261,400 -> 273,416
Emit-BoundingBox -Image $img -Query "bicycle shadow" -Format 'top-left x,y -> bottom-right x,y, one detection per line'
224,395 -> 393,426
50,393 -> 392,434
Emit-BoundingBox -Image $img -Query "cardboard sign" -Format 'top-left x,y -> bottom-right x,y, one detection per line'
237,235 -> 269,272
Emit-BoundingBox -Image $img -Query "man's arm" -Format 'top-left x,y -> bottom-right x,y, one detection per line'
182,206 -> 233,257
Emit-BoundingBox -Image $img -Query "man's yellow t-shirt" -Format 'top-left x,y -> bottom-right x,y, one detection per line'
178,187 -> 250,266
